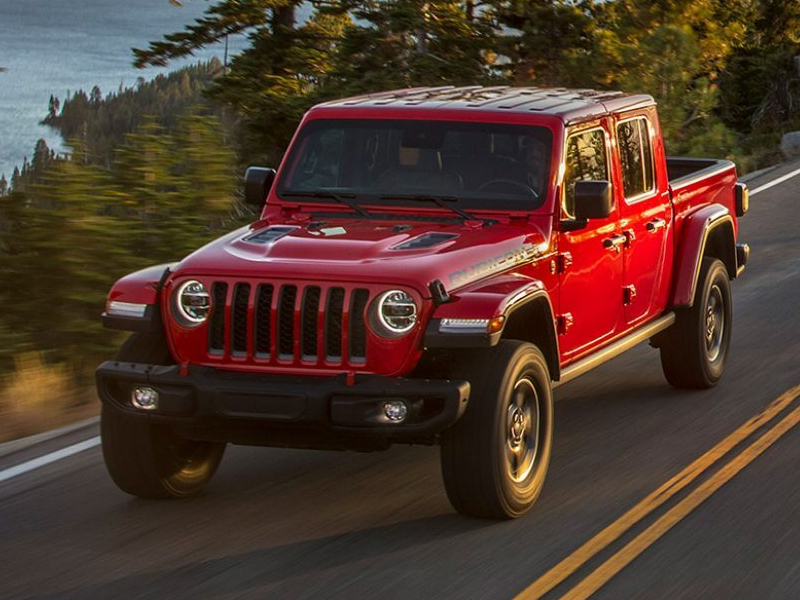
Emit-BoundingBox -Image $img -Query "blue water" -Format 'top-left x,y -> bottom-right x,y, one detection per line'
0,0 -> 255,179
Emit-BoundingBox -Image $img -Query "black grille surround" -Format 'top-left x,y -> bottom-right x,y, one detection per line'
205,280 -> 371,367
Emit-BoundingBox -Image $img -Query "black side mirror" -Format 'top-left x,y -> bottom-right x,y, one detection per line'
244,166 -> 276,210
574,180 -> 613,220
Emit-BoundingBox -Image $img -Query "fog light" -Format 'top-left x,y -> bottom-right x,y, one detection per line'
131,386 -> 159,410
383,399 -> 408,423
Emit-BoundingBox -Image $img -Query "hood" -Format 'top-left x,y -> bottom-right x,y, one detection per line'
174,215 -> 553,296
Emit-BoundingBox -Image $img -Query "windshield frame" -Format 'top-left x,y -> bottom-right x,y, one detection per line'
273,113 -> 562,216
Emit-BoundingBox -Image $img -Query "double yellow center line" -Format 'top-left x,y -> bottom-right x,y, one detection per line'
515,382 -> 800,600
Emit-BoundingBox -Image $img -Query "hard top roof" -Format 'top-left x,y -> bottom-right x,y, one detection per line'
313,86 -> 655,122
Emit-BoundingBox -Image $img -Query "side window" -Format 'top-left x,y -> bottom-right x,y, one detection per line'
617,117 -> 655,199
563,128 -> 609,217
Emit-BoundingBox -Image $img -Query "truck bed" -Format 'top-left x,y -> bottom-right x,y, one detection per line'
666,156 -> 739,247
666,157 -> 734,186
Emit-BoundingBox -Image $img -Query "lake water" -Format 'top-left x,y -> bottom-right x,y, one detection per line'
0,0 -> 255,179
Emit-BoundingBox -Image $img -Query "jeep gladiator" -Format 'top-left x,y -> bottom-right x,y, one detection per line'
97,87 -> 749,518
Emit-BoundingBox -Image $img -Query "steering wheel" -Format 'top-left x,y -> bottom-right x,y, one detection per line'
476,179 -> 539,200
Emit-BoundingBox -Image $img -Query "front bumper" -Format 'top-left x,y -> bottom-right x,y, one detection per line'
96,361 -> 470,451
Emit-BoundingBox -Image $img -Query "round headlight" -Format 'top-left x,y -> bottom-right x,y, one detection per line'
174,280 -> 210,326
373,290 -> 418,337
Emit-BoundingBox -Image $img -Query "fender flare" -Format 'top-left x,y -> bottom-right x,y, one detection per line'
102,263 -> 175,332
671,205 -> 737,307
423,274 -> 561,380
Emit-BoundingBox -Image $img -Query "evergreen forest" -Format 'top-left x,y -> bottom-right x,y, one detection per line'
2,0 -> 800,398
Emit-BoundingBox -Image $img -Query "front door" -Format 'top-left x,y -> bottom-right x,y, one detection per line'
614,111 -> 671,326
558,121 -> 624,362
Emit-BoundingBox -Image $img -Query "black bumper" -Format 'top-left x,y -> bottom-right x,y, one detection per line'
96,361 -> 470,451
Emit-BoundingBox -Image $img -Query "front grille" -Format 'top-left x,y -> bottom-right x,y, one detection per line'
206,281 -> 371,366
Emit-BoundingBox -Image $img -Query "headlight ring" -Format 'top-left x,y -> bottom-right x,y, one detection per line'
371,289 -> 418,337
173,280 -> 210,327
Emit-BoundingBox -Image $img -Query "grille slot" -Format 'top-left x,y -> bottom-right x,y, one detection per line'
349,289 -> 369,361
301,286 -> 321,359
231,283 -> 250,355
326,288 -> 345,360
255,284 -> 273,357
208,282 -> 228,353
278,285 -> 297,358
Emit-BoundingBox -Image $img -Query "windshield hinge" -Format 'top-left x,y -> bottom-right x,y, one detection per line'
429,280 -> 452,306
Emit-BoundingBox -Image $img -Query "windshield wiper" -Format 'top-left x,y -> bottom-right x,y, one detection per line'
281,191 -> 372,219
379,194 -> 492,224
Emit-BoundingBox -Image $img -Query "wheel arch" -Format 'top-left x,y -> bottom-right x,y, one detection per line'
423,274 -> 561,381
500,294 -> 560,381
671,205 -> 737,307
102,263 -> 175,332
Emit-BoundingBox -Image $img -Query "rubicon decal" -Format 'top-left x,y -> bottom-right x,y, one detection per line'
448,243 -> 543,287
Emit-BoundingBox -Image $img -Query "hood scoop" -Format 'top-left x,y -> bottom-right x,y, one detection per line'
243,226 -> 298,244
391,232 -> 459,250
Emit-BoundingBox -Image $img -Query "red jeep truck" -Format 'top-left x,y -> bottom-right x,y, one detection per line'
96,87 -> 749,518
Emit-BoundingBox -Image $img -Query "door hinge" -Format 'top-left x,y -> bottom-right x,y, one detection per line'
623,285 -> 637,305
623,229 -> 635,246
557,313 -> 574,335
556,252 -> 573,274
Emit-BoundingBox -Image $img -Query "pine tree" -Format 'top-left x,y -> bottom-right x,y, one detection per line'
490,0 -> 598,87
47,95 -> 61,120
323,1 -> 499,93
719,1 -> 800,133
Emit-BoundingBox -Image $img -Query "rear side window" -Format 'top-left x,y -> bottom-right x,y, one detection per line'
563,128 -> 609,217
617,117 -> 655,199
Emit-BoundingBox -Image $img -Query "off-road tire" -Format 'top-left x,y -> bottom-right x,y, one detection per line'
440,341 -> 554,519
660,257 -> 732,389
101,333 -> 225,498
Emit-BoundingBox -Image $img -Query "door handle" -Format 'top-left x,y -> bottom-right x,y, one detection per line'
603,234 -> 626,251
646,218 -> 666,232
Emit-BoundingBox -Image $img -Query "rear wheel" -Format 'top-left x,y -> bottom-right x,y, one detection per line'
101,333 -> 225,498
440,341 -> 554,519
660,257 -> 732,389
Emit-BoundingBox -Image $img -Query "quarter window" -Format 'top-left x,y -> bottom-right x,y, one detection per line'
563,128 -> 609,217
617,117 -> 655,199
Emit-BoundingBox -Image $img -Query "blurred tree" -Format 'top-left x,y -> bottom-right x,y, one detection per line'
134,1 -> 500,162
0,115 -> 240,374
719,1 -> 800,133
321,0 -> 499,95
490,0 -> 597,87
133,1 -> 315,163
585,0 -> 750,154
47,95 -> 60,120
43,61 -> 224,167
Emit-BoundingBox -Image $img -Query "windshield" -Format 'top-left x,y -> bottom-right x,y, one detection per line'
277,119 -> 554,211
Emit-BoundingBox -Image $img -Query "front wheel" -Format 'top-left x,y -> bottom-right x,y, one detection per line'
101,333 -> 226,498
440,341 -> 554,519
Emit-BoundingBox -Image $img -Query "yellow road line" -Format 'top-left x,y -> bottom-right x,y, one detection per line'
561,396 -> 800,600
515,382 -> 800,600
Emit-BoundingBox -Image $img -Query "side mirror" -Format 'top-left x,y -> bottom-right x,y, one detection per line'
244,166 -> 276,210
574,180 -> 613,220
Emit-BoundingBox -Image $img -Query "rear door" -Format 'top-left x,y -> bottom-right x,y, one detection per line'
558,120 -> 624,361
614,110 -> 672,326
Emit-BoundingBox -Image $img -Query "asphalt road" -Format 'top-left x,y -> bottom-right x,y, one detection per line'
2,160 -> 800,600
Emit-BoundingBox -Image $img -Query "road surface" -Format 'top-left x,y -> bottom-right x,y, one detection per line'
1,161 -> 799,599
